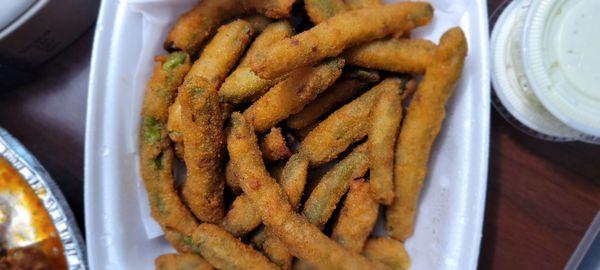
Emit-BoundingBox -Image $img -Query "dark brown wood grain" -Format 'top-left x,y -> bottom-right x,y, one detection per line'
0,2 -> 597,269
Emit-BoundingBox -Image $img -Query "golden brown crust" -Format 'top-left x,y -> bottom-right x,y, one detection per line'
155,253 -> 214,270
250,2 -> 434,79
304,0 -> 348,24
243,58 -> 345,132
299,78 -> 407,166
363,237 -> 410,270
331,179 -> 379,252
345,0 -> 381,9
345,38 -> 436,74
286,78 -> 373,130
260,127 -> 292,161
368,88 -> 403,205
164,0 -> 295,54
139,52 -> 198,245
226,113 -> 389,270
301,143 -> 369,228
386,27 -> 468,241
191,224 -> 279,270
220,21 -> 294,104
179,20 -> 253,223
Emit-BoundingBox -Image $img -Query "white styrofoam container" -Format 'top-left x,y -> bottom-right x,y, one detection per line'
84,0 -> 490,269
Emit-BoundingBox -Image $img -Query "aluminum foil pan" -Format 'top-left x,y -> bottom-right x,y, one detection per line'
0,127 -> 86,270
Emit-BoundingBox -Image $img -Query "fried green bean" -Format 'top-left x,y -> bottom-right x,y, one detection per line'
262,229 -> 293,270
331,179 -> 378,252
225,160 -> 242,194
180,20 -> 253,223
164,229 -> 198,254
259,154 -> 309,269
168,19 -> 258,153
243,15 -> 272,33
279,153 -> 310,209
286,77 -> 373,130
180,78 -> 225,223
220,194 -> 261,237
260,127 -> 291,161
139,52 -> 198,247
185,20 -> 253,84
243,58 -> 345,132
220,21 -> 295,104
167,95 -> 185,159
250,2 -> 434,79
304,0 -> 347,24
302,143 -> 369,228
386,27 -> 468,241
190,223 -> 279,270
345,0 -> 381,9
155,253 -> 214,270
368,88 -> 403,205
168,99 -> 233,159
363,237 -> 410,270
345,38 -> 436,74
299,78 -> 407,166
292,261 -> 316,270
221,153 -> 309,236
164,0 -> 295,54
226,112 -> 389,270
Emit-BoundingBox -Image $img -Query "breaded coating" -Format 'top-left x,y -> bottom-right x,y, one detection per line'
363,237 -> 410,270
166,95 -> 185,159
345,38 -> 436,74
220,21 -> 295,104
226,113 -> 389,270
180,20 -> 253,223
221,153 -> 309,236
250,2 -> 434,79
259,154 -> 309,269
279,153 -> 310,209
243,58 -> 345,132
368,88 -> 404,205
155,253 -> 213,270
139,52 -> 198,246
262,229 -> 293,270
168,19 -> 262,152
190,224 -> 279,270
225,160 -> 242,193
292,261 -> 316,270
302,143 -> 369,228
185,20 -> 254,84
243,15 -> 273,33
304,0 -> 347,24
331,179 -> 379,252
285,77 -> 374,130
260,127 -> 292,161
180,78 -> 225,223
220,194 -> 261,237
164,0 -> 295,54
386,27 -> 468,241
168,99 -> 233,159
300,78 -> 408,166
345,0 -> 381,9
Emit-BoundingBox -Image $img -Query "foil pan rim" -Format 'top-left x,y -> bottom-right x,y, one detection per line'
0,127 -> 87,270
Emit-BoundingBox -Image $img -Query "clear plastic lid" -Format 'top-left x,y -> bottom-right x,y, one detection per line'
490,0 -> 600,144
523,0 -> 600,137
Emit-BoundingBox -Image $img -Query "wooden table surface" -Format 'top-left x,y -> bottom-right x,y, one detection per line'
0,1 -> 598,269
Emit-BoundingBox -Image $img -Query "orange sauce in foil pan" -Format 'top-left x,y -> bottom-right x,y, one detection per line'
0,157 -> 67,269
0,128 -> 85,270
